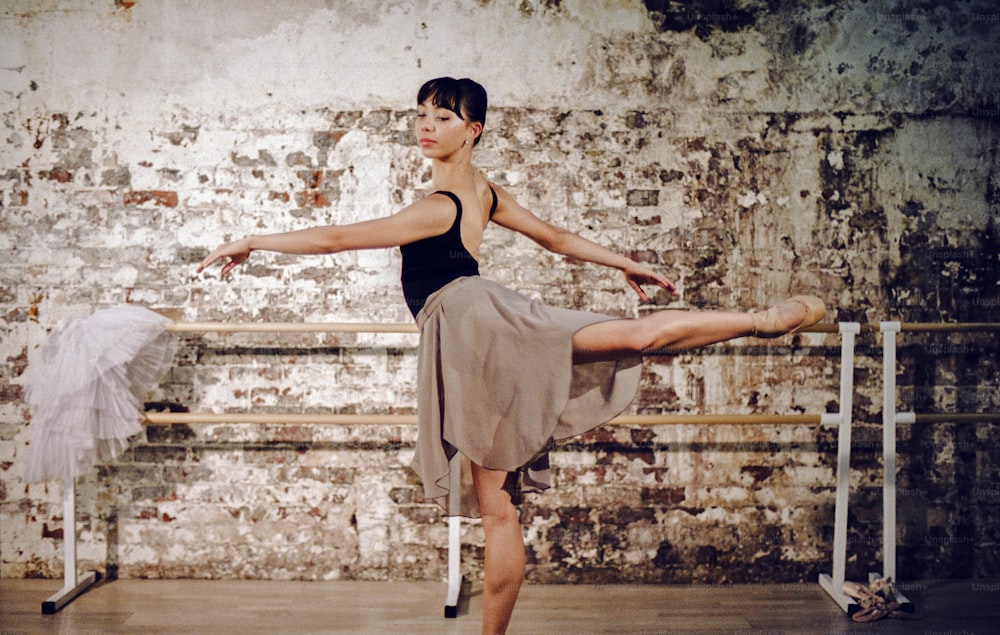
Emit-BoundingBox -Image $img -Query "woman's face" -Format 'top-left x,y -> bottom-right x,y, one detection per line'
415,99 -> 478,158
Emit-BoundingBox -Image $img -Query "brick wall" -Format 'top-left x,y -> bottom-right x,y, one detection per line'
1,1 -> 998,585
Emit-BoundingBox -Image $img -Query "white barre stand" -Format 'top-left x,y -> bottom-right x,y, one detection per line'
877,321 -> 1000,614
439,324 -> 859,619
444,453 -> 463,618
41,477 -> 100,613
37,319 -> 852,617
817,322 -> 861,614
879,321 -> 913,613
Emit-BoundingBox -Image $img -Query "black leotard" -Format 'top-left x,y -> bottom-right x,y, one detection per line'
400,188 -> 498,318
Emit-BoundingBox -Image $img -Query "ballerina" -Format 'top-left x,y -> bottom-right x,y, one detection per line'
198,77 -> 824,635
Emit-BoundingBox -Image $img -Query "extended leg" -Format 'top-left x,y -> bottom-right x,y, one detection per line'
572,297 -> 821,364
471,463 -> 525,635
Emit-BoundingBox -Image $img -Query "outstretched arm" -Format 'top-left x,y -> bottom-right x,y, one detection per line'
489,184 -> 678,302
197,195 -> 456,276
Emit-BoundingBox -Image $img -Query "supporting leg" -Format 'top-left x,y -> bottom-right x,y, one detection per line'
471,463 -> 524,635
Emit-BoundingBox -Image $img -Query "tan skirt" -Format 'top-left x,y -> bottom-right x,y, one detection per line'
411,276 -> 641,517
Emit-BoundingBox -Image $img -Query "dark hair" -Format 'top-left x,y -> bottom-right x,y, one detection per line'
417,77 -> 487,146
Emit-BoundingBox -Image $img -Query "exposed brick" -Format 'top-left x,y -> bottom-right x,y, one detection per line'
39,168 -> 72,183
0,383 -> 23,402
295,190 -> 330,207
597,506 -> 656,524
131,446 -> 188,464
297,170 -> 323,189
740,465 -> 774,484
100,167 -> 131,187
4,2 -> 998,589
398,505 -> 439,523
641,487 -> 686,505
626,189 -> 659,206
41,523 -> 63,540
123,190 -> 178,207
144,424 -> 197,444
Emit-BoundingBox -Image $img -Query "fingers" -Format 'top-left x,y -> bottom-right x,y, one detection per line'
197,246 -> 242,277
220,256 -> 245,276
197,255 -> 226,275
196,254 -> 216,273
628,279 -> 649,303
648,271 -> 678,295
644,270 -> 678,296
196,245 -> 227,272
626,267 -> 679,302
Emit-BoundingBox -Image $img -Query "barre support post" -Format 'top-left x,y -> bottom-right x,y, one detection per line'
444,453 -> 463,618
819,322 -> 860,614
879,321 -> 914,612
41,478 -> 99,614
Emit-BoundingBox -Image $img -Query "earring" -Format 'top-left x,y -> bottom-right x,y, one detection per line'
464,139 -> 470,146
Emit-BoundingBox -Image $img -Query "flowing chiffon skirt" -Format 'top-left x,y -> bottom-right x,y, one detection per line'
21,306 -> 177,483
411,277 -> 642,517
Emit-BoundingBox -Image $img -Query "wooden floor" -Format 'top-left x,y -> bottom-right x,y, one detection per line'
1,578 -> 997,634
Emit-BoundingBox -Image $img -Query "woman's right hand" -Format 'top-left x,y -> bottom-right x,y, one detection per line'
197,237 -> 252,277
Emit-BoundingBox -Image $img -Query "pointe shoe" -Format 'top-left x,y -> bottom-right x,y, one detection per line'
751,295 -> 826,338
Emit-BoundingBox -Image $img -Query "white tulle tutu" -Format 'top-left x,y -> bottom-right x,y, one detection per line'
21,306 -> 177,483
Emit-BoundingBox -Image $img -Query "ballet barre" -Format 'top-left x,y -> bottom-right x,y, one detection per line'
141,409 -> 842,620
164,319 -> 854,621
867,322 -> 999,616
44,318 -> 997,621
143,412 -> 837,425
165,321 -> 420,333
159,321 -> 872,335
45,318 -> 847,617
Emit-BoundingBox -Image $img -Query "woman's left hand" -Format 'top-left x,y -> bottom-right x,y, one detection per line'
623,262 -> 678,303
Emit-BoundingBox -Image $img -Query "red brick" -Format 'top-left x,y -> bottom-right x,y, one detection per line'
123,190 -> 178,207
295,190 -> 330,207
39,168 -> 72,183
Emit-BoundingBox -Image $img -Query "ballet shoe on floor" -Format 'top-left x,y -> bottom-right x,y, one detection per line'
751,295 -> 826,338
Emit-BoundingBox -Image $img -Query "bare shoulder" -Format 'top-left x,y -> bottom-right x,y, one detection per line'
486,181 -> 514,204
486,181 -> 529,217
401,190 -> 459,224
484,181 -> 562,246
331,191 -> 458,251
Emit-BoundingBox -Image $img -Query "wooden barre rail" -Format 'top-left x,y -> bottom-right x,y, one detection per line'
142,412 -> 824,425
149,320 -> 997,427
163,321 -> 1000,335
142,412 -> 1000,425
895,323 -> 1000,332
165,322 -> 836,335
166,322 -> 420,333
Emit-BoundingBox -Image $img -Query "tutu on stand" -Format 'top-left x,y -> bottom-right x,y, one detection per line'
21,306 -> 178,483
